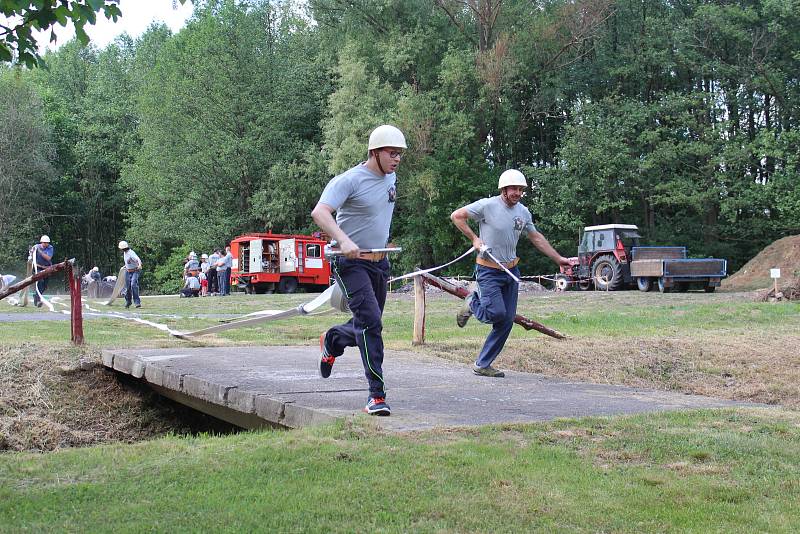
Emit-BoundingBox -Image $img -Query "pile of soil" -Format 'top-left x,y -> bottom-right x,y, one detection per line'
0,343 -> 237,452
723,235 -> 800,292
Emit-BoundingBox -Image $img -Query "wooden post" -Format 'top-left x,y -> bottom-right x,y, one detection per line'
67,262 -> 84,345
412,275 -> 426,345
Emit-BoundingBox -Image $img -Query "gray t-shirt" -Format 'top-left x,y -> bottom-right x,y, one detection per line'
217,252 -> 232,271
465,195 -> 537,263
123,249 -> 142,271
318,163 -> 397,249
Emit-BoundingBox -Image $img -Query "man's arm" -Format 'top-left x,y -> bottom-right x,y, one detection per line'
39,245 -> 53,262
527,231 -> 571,268
311,202 -> 360,259
450,207 -> 483,251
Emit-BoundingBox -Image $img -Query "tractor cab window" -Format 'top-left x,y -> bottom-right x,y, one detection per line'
617,229 -> 641,250
594,230 -> 613,250
578,232 -> 592,254
306,244 -> 321,258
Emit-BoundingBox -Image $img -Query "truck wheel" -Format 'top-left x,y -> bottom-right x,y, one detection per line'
704,284 -> 716,293
658,277 -> 671,293
592,255 -> 623,291
278,277 -> 298,294
554,274 -> 570,291
636,277 -> 652,292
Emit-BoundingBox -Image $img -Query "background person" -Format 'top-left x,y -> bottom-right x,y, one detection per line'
310,124 -> 406,416
215,246 -> 232,296
31,235 -> 53,307
118,240 -> 143,309
207,249 -> 220,295
450,169 -> 571,378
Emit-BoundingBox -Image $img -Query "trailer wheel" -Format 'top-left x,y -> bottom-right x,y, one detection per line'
592,255 -> 623,291
278,277 -> 298,294
636,277 -> 652,292
657,277 -> 671,293
554,274 -> 570,292
577,279 -> 592,291
704,284 -> 716,293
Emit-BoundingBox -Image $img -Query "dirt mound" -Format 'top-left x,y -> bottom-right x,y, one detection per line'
723,234 -> 800,291
0,343 -> 237,452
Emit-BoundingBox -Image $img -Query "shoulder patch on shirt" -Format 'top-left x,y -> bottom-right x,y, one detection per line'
388,185 -> 397,203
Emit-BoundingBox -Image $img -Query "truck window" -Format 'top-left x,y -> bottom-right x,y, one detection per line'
307,244 -> 321,258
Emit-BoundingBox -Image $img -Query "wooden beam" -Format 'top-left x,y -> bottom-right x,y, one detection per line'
0,259 -> 74,301
420,272 -> 567,340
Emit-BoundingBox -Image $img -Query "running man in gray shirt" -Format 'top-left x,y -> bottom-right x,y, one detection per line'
451,169 -> 570,377
311,124 -> 406,416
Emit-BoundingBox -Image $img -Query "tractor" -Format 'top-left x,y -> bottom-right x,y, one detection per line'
556,224 -> 641,291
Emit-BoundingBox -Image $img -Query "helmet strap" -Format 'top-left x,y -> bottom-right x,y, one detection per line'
371,149 -> 387,175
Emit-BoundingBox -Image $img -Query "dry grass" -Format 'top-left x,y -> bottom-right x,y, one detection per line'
421,330 -> 800,408
0,343 -> 236,452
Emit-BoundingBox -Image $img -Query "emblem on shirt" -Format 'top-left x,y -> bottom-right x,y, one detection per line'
388,186 -> 397,203
513,216 -> 525,231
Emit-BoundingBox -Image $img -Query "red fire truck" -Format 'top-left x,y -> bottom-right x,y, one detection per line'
229,232 -> 331,294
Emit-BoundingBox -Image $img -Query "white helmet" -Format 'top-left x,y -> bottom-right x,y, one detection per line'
498,169 -> 527,189
201,254 -> 208,259
118,240 -> 129,250
40,235 -> 50,243
189,251 -> 197,259
368,125 -> 407,151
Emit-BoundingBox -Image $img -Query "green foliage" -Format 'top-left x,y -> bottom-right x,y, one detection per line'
149,246 -> 190,295
0,0 -> 124,67
3,0 -> 799,280
0,67 -> 58,272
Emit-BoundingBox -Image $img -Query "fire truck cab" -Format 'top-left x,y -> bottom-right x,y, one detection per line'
230,232 -> 331,294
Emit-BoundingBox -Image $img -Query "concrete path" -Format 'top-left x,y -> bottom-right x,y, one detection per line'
102,346 -> 758,432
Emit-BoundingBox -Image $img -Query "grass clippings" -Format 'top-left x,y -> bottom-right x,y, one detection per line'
0,343 -> 236,452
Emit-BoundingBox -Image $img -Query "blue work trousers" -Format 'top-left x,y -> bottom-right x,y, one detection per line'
125,270 -> 141,306
217,269 -> 230,295
326,257 -> 390,399
470,265 -> 520,369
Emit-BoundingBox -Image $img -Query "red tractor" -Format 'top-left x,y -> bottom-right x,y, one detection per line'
556,224 -> 727,292
556,224 -> 642,291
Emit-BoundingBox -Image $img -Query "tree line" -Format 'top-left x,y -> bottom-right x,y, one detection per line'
2,0 -> 799,291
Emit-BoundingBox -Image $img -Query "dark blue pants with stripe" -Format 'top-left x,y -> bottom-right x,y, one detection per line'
470,264 -> 520,369
326,257 -> 389,399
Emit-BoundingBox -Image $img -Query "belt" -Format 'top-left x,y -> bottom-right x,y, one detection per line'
476,256 -> 519,270
357,252 -> 387,262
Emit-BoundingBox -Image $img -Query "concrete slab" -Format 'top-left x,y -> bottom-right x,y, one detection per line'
102,346 -> 762,431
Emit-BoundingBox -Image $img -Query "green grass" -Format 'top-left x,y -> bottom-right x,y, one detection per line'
2,291 -> 799,348
1,409 -> 798,532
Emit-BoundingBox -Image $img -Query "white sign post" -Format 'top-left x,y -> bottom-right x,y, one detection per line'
770,268 -> 781,295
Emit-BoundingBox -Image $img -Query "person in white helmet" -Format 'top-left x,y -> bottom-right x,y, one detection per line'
118,240 -> 143,308
31,235 -> 54,307
311,124 -> 406,416
450,169 -> 571,377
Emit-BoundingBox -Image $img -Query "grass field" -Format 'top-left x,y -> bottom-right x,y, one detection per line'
1,288 -> 799,531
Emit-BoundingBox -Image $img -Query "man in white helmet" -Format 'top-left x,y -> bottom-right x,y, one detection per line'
310,124 -> 406,416
118,240 -> 143,308
31,235 -> 54,307
450,169 -> 570,377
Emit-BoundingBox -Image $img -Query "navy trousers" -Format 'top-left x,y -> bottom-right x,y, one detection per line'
326,257 -> 390,399
470,264 -> 520,368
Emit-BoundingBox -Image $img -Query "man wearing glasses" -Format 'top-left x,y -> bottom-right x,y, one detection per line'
311,124 -> 406,416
